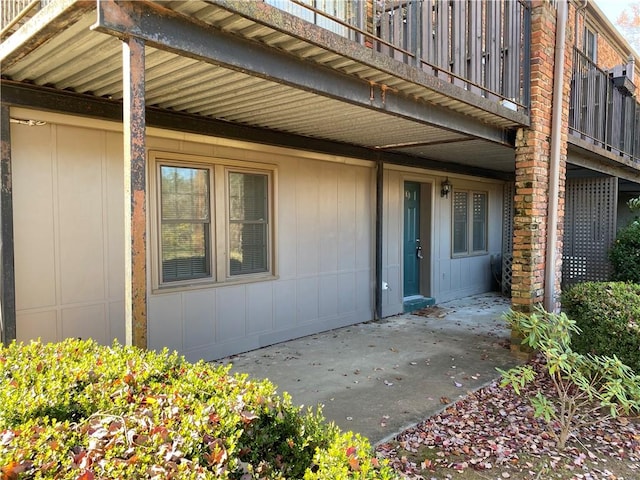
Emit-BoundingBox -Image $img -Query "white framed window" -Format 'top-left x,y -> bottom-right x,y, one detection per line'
150,152 -> 275,289
159,164 -> 212,283
452,190 -> 488,257
583,26 -> 597,62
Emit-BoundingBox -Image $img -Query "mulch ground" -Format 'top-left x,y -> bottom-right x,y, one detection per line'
375,355 -> 640,479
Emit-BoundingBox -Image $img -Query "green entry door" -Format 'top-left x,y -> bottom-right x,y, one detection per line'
403,182 -> 422,297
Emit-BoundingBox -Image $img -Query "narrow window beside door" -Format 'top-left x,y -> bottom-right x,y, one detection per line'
452,190 -> 488,257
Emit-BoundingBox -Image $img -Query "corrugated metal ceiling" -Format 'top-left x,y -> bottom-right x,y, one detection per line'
1,0 -> 517,173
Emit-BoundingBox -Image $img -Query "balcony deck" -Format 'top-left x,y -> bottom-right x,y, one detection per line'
1,0 -> 535,176
221,0 -> 530,112
569,48 -> 640,172
7,0 -> 638,179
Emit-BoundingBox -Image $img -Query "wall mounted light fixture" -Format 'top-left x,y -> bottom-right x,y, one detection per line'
440,178 -> 452,198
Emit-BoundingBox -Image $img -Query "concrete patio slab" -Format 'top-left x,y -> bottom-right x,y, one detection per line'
216,293 -> 521,444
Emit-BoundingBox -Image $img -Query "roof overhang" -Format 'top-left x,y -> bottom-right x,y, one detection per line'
1,0 -> 529,177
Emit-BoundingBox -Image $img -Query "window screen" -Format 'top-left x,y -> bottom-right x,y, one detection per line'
453,191 -> 468,254
160,165 -> 211,282
228,172 -> 269,276
584,27 -> 597,62
472,192 -> 487,252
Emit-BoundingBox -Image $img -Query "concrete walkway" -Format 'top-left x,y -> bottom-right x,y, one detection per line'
217,293 -> 521,444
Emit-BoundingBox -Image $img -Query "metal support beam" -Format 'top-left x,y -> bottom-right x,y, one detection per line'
123,36 -> 147,349
93,0 -> 514,147
0,104 -> 16,345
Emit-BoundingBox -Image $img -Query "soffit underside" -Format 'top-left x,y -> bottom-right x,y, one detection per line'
1,4 -> 516,173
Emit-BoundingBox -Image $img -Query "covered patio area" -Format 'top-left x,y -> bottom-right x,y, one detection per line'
217,293 -> 521,443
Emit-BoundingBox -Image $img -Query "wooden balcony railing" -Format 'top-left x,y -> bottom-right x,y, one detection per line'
570,48 -> 640,164
266,0 -> 531,112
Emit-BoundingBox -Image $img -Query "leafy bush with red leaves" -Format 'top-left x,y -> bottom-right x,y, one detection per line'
0,339 -> 393,479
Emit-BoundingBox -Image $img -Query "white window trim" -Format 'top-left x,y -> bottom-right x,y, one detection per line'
583,25 -> 598,63
149,151 -> 277,292
451,189 -> 489,258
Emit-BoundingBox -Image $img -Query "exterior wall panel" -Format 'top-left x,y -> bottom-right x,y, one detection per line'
246,282 -> 274,335
182,289 -> 216,351
61,304 -> 106,342
147,292 -> 182,352
214,284 -> 246,342
13,121 -> 124,345
13,111 -> 501,362
319,274 -> 338,318
15,310 -> 57,343
57,127 -> 105,306
12,124 -> 57,312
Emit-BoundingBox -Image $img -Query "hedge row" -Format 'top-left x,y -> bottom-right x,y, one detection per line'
0,339 -> 395,479
562,282 -> 640,373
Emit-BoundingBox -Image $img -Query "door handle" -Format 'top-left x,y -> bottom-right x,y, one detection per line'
416,239 -> 423,260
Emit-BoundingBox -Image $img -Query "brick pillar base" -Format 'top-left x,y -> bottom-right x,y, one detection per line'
510,0 -> 571,353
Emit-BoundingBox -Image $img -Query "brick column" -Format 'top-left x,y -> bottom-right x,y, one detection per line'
512,0 -> 570,314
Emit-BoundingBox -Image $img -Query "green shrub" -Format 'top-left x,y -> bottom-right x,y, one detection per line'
609,220 -> 640,283
562,282 -> 640,372
0,339 -> 394,479
499,306 -> 640,450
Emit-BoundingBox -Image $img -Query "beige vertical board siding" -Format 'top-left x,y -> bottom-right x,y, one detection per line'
147,292 -> 182,353
16,311 -> 57,344
337,167 -> 358,315
296,160 -> 320,276
317,163 -> 339,319
214,284 -> 246,342
276,165 -> 297,278
13,122 -> 124,345
182,289 -> 216,351
381,169 -> 403,317
61,304 -> 106,341
337,167 -> 356,271
143,135 -> 374,362
355,166 -> 373,316
105,131 -> 125,344
13,123 -> 57,314
56,126 -> 105,307
434,182 -> 451,296
245,281 -> 273,335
